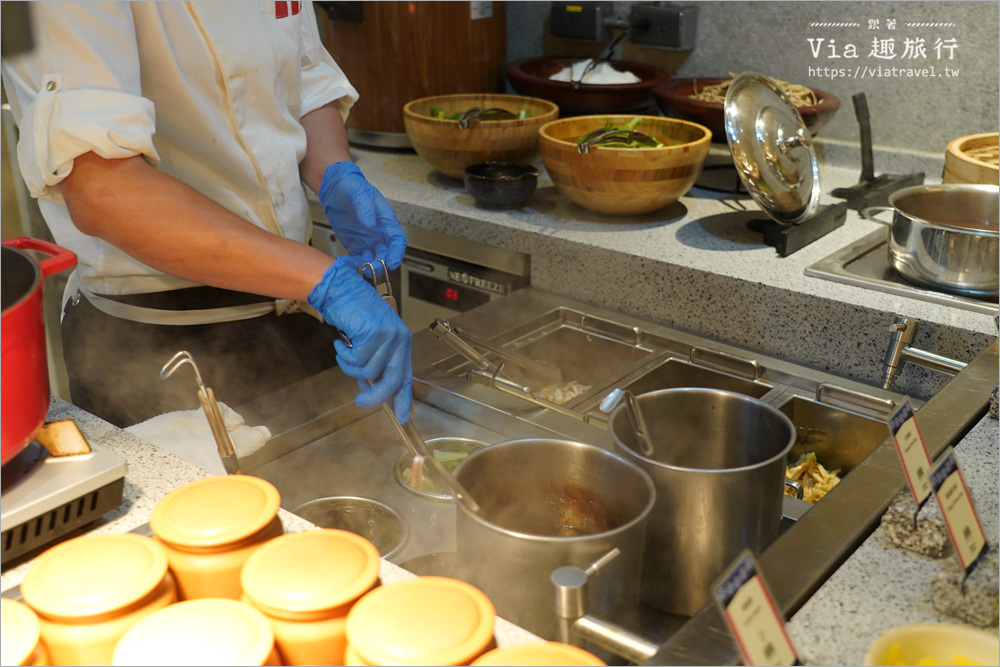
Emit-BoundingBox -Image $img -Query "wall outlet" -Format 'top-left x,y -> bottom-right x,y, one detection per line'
629,3 -> 698,50
550,1 -> 610,42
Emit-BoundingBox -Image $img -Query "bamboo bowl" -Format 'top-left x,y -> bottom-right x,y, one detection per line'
538,115 -> 712,216
403,94 -> 559,179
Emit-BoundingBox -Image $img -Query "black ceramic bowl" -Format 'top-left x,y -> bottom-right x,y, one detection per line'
464,162 -> 539,207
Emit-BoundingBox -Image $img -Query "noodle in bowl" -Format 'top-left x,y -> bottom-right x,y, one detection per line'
653,76 -> 841,142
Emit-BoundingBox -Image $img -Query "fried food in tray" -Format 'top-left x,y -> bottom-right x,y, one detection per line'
785,451 -> 842,504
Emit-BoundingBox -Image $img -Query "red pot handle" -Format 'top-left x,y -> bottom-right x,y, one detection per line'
3,237 -> 77,277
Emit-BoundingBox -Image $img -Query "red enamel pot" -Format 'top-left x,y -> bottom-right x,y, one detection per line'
2,237 -> 76,466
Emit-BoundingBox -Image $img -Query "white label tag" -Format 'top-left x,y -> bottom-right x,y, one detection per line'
714,551 -> 798,666
930,447 -> 989,575
888,401 -> 933,507
470,1 -> 492,20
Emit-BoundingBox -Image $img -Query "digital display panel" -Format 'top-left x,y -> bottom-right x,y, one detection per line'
408,272 -> 491,311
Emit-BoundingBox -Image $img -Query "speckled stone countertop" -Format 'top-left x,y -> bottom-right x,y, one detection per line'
786,414 -> 999,665
342,142 -> 996,401
0,398 -> 542,649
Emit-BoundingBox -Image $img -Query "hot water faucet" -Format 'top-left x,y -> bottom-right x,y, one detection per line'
881,317 -> 967,391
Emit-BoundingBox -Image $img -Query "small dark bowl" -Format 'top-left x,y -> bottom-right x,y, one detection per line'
464,162 -> 539,207
653,77 -> 841,143
506,56 -> 671,117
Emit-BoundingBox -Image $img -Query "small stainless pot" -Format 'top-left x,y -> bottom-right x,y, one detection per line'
860,184 -> 999,298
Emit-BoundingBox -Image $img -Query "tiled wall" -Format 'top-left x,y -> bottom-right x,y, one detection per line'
506,1 -> 999,154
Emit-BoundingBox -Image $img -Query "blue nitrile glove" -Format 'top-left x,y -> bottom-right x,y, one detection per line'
319,161 -> 407,270
307,256 -> 413,422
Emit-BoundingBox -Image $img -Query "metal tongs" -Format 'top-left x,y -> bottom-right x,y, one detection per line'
457,107 -> 517,130
343,261 -> 488,518
160,351 -> 242,475
429,318 -> 563,390
576,129 -> 660,154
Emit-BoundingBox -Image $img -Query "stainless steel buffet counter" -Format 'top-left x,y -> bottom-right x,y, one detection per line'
238,287 -> 997,664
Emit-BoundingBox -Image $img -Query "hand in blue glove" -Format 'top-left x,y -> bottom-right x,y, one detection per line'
319,161 -> 407,270
307,256 -> 413,422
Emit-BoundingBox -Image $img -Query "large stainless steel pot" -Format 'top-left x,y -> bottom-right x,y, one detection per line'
608,388 -> 795,616
453,439 -> 654,654
860,184 -> 999,298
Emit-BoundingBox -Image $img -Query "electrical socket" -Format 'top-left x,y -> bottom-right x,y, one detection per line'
549,1 -> 610,42
629,3 -> 698,50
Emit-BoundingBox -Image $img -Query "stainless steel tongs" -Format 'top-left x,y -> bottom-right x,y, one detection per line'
342,261 -> 488,518
429,318 -> 562,390
160,351 -> 242,475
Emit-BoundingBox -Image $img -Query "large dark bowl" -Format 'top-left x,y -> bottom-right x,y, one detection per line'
653,77 -> 841,143
464,162 -> 539,207
506,56 -> 670,117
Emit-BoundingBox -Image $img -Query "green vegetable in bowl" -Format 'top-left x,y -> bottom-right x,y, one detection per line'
401,448 -> 472,493
576,117 -> 666,149
428,107 -> 532,121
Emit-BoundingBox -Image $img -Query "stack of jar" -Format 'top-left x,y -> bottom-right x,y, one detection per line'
6,474 -> 606,666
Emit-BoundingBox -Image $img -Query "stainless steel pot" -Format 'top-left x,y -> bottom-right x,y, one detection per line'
860,184 -> 999,298
452,439 -> 655,654
608,388 -> 795,616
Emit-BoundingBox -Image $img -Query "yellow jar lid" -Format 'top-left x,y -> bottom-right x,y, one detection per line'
242,529 -> 380,614
21,533 -> 168,618
150,476 -> 280,548
471,641 -> 607,666
346,576 -> 495,666
112,598 -> 275,666
1,598 -> 41,666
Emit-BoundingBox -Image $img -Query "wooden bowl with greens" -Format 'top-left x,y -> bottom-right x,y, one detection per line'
539,115 -> 711,216
404,94 -> 558,179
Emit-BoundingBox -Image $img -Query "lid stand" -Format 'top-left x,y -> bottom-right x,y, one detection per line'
747,201 -> 848,257
723,72 -> 847,257
830,93 -> 924,209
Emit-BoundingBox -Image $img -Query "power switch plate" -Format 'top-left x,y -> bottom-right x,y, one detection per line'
629,3 -> 698,50
550,1 -> 609,41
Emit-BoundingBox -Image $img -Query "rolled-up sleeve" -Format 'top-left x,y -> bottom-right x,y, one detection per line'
1,1 -> 159,201
298,1 -> 358,121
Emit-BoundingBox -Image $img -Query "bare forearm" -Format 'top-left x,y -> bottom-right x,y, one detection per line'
298,101 -> 353,193
60,152 -> 333,302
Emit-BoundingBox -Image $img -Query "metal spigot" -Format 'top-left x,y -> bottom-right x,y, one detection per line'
551,549 -> 660,664
881,317 -> 968,390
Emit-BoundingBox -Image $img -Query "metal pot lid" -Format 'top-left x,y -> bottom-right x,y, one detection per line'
724,72 -> 821,225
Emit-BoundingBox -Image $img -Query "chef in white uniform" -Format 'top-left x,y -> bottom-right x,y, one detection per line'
2,1 -> 412,427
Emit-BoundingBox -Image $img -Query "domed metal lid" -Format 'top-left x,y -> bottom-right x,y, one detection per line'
724,72 -> 821,225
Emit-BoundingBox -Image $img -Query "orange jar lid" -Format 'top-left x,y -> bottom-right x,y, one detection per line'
346,576 -> 495,666
150,476 -> 280,548
112,598 -> 275,666
242,529 -> 380,615
472,641 -> 607,666
1,598 -> 42,666
21,533 -> 168,619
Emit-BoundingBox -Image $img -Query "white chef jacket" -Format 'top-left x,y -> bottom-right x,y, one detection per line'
2,1 -> 358,301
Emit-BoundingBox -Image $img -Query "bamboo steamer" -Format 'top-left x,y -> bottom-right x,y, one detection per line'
942,132 -> 999,185
404,94 -> 559,179
539,115 -> 711,216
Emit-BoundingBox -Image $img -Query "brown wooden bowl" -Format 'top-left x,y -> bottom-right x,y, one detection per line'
653,77 -> 841,143
403,94 -> 559,180
505,57 -> 670,117
539,115 -> 712,216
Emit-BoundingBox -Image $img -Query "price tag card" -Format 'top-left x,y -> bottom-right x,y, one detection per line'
888,401 -> 933,508
929,447 -> 989,578
713,551 -> 798,666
